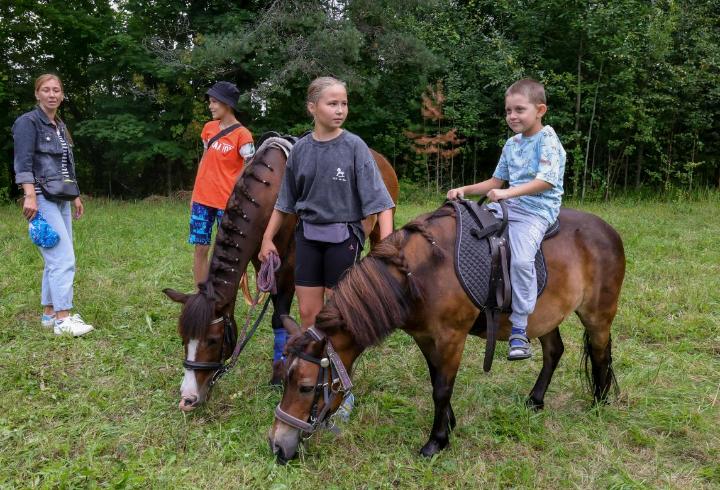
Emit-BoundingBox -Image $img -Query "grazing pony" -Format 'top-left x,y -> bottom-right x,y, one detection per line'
269,204 -> 625,461
163,137 -> 399,411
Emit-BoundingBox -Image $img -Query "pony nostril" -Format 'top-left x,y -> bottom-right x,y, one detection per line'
183,397 -> 197,406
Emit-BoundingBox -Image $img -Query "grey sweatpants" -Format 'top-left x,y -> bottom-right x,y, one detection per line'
487,200 -> 550,329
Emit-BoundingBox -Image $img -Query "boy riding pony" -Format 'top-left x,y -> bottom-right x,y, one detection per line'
448,78 -> 566,360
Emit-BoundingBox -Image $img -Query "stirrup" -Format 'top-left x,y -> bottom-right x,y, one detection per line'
507,333 -> 531,361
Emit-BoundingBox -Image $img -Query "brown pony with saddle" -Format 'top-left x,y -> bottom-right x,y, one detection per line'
269,203 -> 625,462
163,135 -> 399,412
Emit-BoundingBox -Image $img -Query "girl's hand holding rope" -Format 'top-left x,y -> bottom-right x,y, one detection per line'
259,237 -> 278,263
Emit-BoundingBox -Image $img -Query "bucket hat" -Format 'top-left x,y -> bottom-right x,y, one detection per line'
28,211 -> 60,248
205,81 -> 240,110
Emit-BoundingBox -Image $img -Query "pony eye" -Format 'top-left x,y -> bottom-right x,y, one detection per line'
299,385 -> 315,394
206,339 -> 218,346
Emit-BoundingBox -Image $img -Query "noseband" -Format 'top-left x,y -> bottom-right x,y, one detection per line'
274,326 -> 353,436
182,315 -> 235,387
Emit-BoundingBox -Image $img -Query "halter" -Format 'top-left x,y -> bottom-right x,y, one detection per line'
274,326 -> 353,436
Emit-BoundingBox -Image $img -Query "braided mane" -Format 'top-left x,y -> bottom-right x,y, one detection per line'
287,205 -> 456,353
177,144 -> 279,340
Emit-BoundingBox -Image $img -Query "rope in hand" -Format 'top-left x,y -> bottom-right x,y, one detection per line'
257,251 -> 281,295
228,252 -> 281,368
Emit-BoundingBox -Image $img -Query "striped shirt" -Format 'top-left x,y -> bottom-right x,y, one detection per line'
34,129 -> 70,194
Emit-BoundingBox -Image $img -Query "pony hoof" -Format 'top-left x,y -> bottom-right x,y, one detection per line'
526,397 -> 544,411
591,397 -> 610,407
419,440 -> 444,458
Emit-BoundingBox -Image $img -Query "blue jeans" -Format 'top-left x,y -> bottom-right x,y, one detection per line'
488,200 -> 550,329
36,195 -> 75,311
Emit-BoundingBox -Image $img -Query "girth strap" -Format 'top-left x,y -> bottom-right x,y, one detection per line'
456,199 -> 511,373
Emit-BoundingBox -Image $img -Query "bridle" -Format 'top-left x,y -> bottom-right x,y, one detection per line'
180,286 -> 274,387
181,314 -> 235,388
274,326 -> 353,436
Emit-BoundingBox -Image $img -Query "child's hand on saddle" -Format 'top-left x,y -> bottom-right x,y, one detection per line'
258,238 -> 278,263
486,188 -> 510,202
446,188 -> 464,201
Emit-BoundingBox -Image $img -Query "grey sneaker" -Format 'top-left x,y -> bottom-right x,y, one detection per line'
41,314 -> 56,328
54,315 -> 94,337
507,333 -> 531,360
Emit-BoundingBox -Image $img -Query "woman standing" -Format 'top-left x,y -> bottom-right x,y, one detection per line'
13,74 -> 93,336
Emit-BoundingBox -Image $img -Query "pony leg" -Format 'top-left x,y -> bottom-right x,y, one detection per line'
420,350 -> 457,432
527,327 -> 564,411
268,260 -> 296,386
576,310 -> 619,404
416,338 -> 465,458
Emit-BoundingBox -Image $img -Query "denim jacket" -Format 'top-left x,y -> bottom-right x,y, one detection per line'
12,106 -> 76,185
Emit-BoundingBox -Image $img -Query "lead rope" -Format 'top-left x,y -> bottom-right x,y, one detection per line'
226,252 -> 281,369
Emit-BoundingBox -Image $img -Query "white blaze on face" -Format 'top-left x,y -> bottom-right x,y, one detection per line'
181,339 -> 199,399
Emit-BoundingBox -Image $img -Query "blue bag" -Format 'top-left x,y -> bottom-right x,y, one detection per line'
28,211 -> 60,248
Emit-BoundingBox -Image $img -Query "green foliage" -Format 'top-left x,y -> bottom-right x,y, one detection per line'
1,0 -> 718,198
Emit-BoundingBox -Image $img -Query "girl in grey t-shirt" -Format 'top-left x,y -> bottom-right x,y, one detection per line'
260,76 -> 394,327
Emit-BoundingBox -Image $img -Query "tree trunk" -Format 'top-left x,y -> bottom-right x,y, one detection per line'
623,153 -> 629,191
635,142 -> 645,189
572,36 -> 583,197
473,140 -> 477,184
167,159 -> 172,196
664,111 -> 677,192
582,61 -> 602,203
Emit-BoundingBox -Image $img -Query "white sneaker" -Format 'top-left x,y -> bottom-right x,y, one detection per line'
41,314 -> 56,328
54,315 -> 94,337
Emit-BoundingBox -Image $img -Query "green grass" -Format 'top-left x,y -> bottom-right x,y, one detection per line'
1,197 -> 719,489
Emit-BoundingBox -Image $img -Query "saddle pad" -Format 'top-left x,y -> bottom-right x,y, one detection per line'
449,202 -> 558,311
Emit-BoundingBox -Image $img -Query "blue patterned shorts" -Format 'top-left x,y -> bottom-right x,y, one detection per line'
189,202 -> 224,245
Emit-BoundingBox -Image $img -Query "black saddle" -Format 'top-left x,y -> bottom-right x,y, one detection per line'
446,199 -> 560,372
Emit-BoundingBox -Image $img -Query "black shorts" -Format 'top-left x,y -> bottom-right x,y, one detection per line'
294,223 -> 362,288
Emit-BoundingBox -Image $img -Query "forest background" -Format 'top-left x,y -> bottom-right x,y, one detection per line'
1,0 -> 718,201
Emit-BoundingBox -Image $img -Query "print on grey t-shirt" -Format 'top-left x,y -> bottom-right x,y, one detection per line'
274,130 -> 394,225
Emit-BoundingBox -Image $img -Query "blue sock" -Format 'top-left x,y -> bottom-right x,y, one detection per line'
510,326 -> 526,347
273,328 -> 288,362
42,314 -> 55,321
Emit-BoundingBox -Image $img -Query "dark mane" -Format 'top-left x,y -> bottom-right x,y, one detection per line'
285,330 -> 313,355
291,203 -> 455,351
177,281 -> 217,340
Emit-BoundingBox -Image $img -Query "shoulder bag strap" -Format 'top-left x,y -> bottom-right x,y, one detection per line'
206,123 -> 243,149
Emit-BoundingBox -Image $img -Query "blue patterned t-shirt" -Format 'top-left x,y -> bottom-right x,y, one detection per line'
492,125 -> 566,224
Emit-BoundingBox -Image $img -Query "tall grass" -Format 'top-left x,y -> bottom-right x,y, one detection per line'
0,198 -> 718,489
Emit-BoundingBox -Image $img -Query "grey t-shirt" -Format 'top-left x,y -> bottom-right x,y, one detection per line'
275,130 -> 395,234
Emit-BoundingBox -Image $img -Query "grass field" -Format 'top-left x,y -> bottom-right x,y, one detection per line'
1,197 -> 719,489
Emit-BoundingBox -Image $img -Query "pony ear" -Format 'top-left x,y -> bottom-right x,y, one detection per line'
281,315 -> 302,336
163,288 -> 191,304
